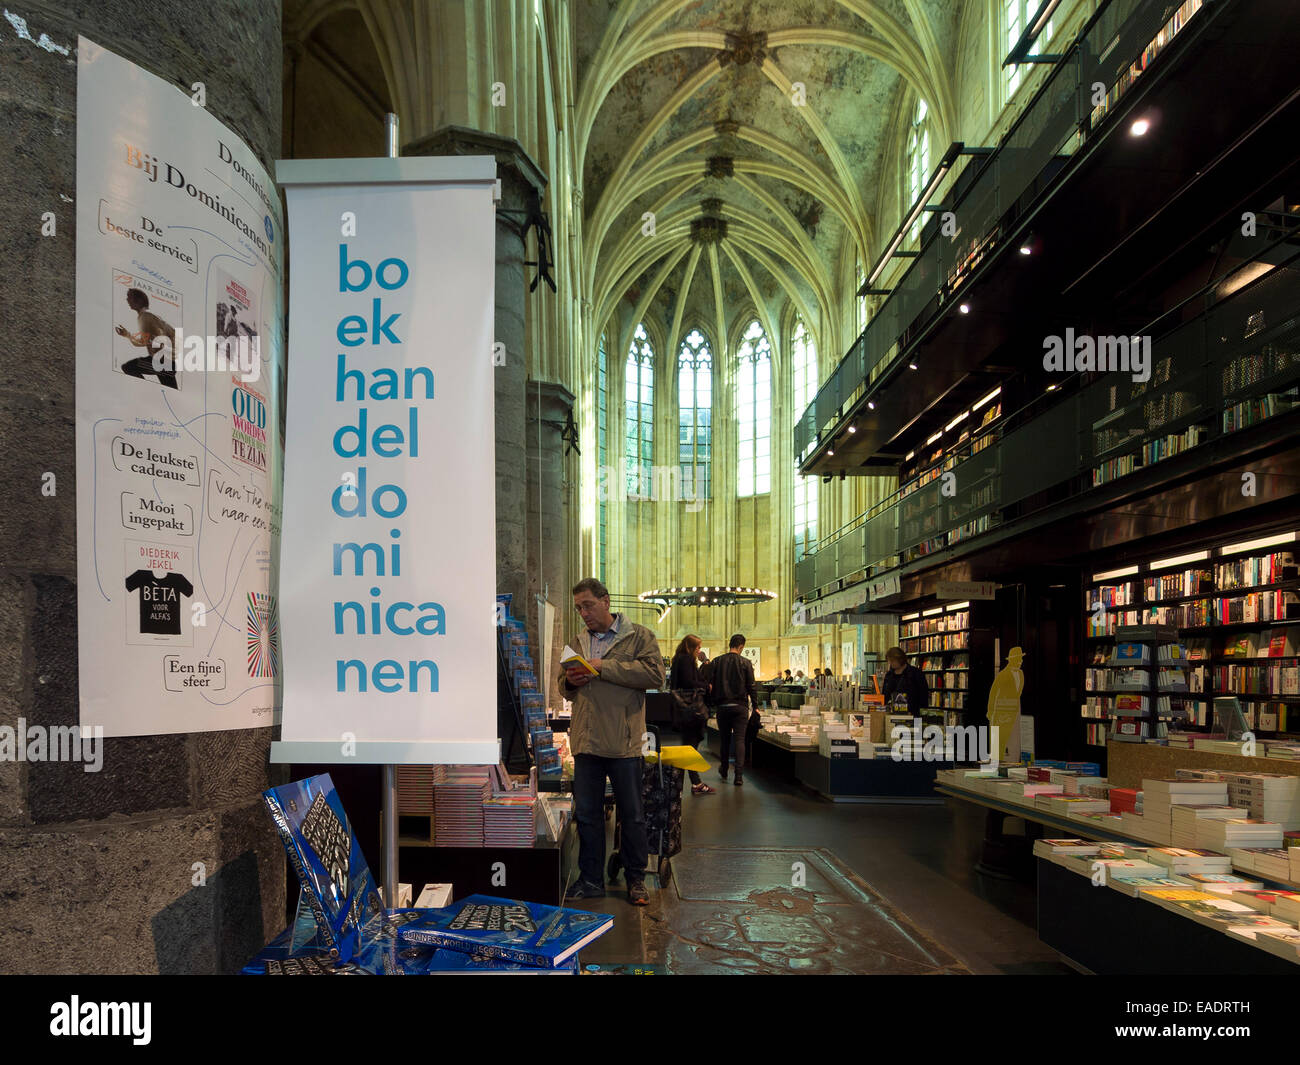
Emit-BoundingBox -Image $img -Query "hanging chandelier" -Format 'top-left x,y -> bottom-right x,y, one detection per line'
638,585 -> 777,623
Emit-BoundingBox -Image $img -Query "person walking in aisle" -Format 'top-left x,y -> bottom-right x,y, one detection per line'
882,646 -> 929,714
710,634 -> 757,785
559,578 -> 665,905
669,635 -> 715,795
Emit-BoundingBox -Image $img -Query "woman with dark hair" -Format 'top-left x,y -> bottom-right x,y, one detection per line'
670,634 -> 715,795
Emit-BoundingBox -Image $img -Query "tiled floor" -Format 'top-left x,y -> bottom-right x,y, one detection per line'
574,748 -> 1074,975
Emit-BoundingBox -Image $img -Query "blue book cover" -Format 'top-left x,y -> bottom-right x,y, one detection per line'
396,894 -> 613,968
261,774 -> 384,963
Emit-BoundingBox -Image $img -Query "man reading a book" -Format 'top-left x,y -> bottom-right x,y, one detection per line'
560,577 -> 666,906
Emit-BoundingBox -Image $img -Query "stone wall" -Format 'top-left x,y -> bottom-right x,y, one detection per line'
0,1 -> 284,974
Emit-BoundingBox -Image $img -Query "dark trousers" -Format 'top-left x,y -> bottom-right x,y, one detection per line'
716,704 -> 748,779
121,355 -> 178,389
573,753 -> 647,887
680,717 -> 706,786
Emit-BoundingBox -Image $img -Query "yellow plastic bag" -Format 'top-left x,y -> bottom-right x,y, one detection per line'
646,745 -> 710,772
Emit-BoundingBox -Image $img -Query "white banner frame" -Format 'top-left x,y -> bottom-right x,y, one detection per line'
269,156 -> 499,766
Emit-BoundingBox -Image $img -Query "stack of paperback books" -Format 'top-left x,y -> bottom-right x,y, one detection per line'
1197,818 -> 1285,852
1234,847 -> 1295,882
1170,804 -> 1246,847
1224,772 -> 1300,829
434,768 -> 493,846
1142,777 -> 1229,831
1146,847 -> 1233,875
482,795 -> 539,848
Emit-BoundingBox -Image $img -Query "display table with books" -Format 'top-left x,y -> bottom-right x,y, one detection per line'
938,762 -> 1300,971
708,723 -> 948,801
1037,847 -> 1299,975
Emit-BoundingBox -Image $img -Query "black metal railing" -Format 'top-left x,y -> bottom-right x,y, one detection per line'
795,0 -> 1212,464
796,238 -> 1300,602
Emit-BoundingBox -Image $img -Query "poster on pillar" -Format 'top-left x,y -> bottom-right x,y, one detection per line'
271,155 -> 499,765
74,40 -> 285,736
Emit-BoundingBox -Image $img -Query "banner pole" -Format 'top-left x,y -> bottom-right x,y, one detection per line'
380,110 -> 401,910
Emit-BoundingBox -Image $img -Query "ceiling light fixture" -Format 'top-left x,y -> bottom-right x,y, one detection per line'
959,303 -> 970,314
1130,117 -> 1151,136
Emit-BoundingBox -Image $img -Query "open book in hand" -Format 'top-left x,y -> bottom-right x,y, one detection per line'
560,644 -> 599,675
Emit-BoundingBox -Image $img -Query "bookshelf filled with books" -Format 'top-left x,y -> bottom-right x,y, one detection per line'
1088,353 -> 1214,488
1083,534 -> 1300,748
900,599 -> 995,725
897,389 -> 1002,501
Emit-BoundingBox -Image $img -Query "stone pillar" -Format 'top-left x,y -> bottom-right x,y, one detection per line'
0,3 -> 283,973
526,381 -> 575,697
404,126 -> 546,616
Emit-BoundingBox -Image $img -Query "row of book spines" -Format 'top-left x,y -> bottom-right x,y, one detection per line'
1217,554 -> 1297,588
1215,591 -> 1300,624
1088,555 -> 1297,608
1088,1 -> 1204,126
1141,427 -> 1204,466
901,612 -> 970,637
1213,665 -> 1300,695
1093,455 -> 1137,485
1144,572 -> 1212,600
902,635 -> 969,652
1222,394 -> 1291,433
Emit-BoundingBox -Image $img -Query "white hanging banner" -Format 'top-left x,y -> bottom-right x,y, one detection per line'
74,39 -> 285,736
270,157 -> 499,764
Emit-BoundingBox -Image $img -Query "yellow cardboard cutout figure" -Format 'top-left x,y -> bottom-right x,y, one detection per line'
987,646 -> 1026,763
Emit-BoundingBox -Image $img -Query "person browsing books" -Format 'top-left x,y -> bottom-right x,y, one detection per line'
709,634 -> 758,785
669,635 -> 715,796
559,577 -> 665,906
882,647 -> 929,714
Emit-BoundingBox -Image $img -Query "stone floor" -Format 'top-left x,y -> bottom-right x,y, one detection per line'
572,747 -> 1074,975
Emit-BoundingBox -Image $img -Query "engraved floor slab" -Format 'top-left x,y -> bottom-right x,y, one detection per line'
647,846 -> 969,975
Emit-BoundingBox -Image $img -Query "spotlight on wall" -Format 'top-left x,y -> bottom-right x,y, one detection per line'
1019,232 -> 1036,255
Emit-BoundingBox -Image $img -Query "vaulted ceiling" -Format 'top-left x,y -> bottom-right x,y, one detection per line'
577,0 -> 965,363
282,0 -> 969,368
